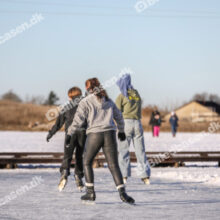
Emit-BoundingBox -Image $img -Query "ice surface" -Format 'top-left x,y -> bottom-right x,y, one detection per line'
0,168 -> 220,220
0,132 -> 220,219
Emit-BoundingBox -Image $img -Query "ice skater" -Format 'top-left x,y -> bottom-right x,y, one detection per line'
67,77 -> 135,204
169,111 -> 179,137
115,74 -> 151,185
46,87 -> 87,191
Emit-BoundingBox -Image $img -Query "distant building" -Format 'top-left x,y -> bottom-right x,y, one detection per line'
165,101 -> 220,123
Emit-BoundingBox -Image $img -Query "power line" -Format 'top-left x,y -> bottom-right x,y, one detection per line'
0,0 -> 220,16
0,10 -> 220,19
1,0 -> 133,10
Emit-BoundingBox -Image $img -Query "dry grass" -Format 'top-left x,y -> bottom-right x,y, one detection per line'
0,100 -> 53,131
0,100 -> 218,132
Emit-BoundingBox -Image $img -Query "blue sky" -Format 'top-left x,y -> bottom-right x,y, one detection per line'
0,0 -> 220,107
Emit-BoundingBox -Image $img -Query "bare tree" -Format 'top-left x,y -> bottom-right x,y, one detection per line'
209,94 -> 220,104
192,92 -> 209,102
1,90 -> 22,102
25,95 -> 45,105
192,93 -> 220,104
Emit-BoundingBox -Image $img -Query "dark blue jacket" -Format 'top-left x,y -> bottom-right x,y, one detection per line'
169,115 -> 179,127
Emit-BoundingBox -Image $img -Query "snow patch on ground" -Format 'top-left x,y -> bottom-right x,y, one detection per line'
152,167 -> 220,187
0,131 -> 220,152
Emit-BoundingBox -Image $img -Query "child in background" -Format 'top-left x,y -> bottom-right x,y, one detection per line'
149,109 -> 160,137
152,113 -> 161,137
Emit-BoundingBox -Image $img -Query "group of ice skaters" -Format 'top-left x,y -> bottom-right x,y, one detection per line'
46,74 -> 151,205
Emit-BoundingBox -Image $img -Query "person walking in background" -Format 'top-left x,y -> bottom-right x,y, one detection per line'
67,78 -> 135,204
116,74 -> 151,185
149,109 -> 160,137
150,111 -> 161,137
169,111 -> 179,137
46,87 -> 86,192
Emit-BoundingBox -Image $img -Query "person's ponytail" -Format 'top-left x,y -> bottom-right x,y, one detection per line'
85,78 -> 109,100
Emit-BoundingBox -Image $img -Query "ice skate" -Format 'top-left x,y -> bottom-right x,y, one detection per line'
142,177 -> 150,185
118,187 -> 135,205
58,170 -> 68,192
81,186 -> 96,205
74,175 -> 84,192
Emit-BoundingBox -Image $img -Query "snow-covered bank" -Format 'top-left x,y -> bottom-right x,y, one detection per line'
0,131 -> 220,152
152,167 -> 220,187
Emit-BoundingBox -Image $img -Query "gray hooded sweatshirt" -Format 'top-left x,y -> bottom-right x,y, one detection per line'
67,94 -> 124,135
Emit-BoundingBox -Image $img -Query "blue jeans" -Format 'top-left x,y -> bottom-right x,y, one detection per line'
118,119 -> 151,178
171,125 -> 177,136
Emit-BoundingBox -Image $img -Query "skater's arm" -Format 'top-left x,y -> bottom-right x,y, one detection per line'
113,103 -> 124,133
49,114 -> 65,135
67,101 -> 88,136
169,117 -> 172,124
115,94 -> 123,112
47,114 -> 65,142
149,113 -> 154,125
176,116 -> 179,126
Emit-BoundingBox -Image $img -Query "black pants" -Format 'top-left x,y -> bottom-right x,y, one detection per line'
83,130 -> 123,187
60,130 -> 86,178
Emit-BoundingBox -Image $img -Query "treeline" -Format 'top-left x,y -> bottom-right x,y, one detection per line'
1,90 -> 220,110
192,92 -> 220,104
0,90 -> 60,106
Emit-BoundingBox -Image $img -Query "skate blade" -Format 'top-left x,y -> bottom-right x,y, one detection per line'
58,179 -> 67,192
82,200 -> 96,205
123,201 -> 136,206
128,203 -> 136,206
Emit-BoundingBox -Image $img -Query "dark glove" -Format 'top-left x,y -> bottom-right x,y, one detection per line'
46,133 -> 53,142
118,132 -> 126,141
65,135 -> 72,145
